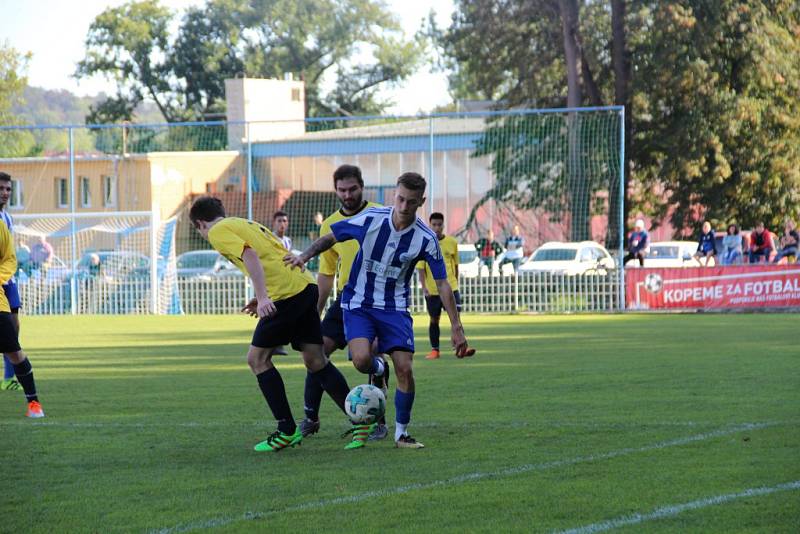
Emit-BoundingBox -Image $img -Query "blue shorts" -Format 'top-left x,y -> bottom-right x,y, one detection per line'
3,280 -> 20,312
343,307 -> 414,355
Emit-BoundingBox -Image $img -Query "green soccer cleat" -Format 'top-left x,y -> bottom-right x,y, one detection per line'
253,427 -> 303,452
342,423 -> 376,450
1,379 -> 21,391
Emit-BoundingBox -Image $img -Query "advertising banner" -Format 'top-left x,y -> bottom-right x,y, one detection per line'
626,265 -> 800,310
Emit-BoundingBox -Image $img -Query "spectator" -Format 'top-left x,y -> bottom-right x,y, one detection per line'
773,219 -> 798,264
16,244 -> 31,276
623,219 -> 649,267
721,224 -> 743,265
693,221 -> 717,266
501,225 -> 525,273
475,229 -> 503,276
748,222 -> 774,264
30,236 -> 54,272
87,253 -> 102,277
272,210 -> 292,251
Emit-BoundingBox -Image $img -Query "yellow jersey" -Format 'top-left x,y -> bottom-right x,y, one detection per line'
319,201 -> 382,292
0,223 -> 16,313
418,235 -> 459,295
208,217 -> 314,302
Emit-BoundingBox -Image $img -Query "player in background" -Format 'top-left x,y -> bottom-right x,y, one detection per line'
271,210 -> 292,356
298,164 -> 388,440
287,172 -> 471,449
0,208 -> 43,417
0,172 -> 21,391
416,212 -> 472,360
190,196 -> 351,452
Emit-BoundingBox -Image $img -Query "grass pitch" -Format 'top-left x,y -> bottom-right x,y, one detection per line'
1,313 -> 798,533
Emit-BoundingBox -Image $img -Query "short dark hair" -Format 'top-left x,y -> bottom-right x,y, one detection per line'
397,172 -> 426,192
0,172 -> 10,182
189,196 -> 225,223
273,210 -> 288,220
429,212 -> 444,223
333,164 -> 363,188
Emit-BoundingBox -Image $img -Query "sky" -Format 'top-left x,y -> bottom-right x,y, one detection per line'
0,0 -> 455,116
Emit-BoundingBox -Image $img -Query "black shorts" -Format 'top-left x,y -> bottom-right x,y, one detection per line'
425,290 -> 462,318
251,284 -> 323,351
0,312 -> 21,353
320,295 -> 347,350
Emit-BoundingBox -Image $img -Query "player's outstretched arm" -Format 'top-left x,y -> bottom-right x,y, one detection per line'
242,247 -> 276,318
284,233 -> 338,270
434,278 -> 473,357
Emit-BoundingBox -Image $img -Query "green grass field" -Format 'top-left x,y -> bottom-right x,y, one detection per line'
1,314 -> 798,533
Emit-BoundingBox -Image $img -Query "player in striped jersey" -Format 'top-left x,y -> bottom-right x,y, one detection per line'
287,172 -> 471,449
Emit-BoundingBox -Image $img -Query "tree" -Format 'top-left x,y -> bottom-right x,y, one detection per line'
440,0 -> 800,239
76,0 -> 424,123
633,1 -> 800,232
0,43 -> 37,157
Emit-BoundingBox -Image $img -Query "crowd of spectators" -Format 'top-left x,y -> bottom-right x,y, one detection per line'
625,219 -> 798,267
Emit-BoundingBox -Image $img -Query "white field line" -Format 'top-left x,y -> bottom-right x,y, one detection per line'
555,480 -> 800,534
151,422 -> 773,534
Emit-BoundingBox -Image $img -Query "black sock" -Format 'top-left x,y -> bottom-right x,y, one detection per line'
255,368 -> 295,435
303,371 -> 325,421
429,322 -> 440,350
311,361 -> 350,414
13,358 -> 38,402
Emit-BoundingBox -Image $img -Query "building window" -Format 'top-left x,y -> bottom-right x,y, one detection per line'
291,88 -> 301,102
102,175 -> 117,207
8,180 -> 23,209
80,176 -> 91,208
56,177 -> 69,208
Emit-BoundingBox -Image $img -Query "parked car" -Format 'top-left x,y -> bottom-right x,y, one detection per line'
457,243 -> 515,277
627,241 -> 697,268
74,251 -> 163,279
177,250 -> 240,278
519,241 -> 615,275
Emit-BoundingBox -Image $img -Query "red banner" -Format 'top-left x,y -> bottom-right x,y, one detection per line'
626,265 -> 800,310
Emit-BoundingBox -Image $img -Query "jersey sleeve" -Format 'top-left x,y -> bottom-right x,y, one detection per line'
422,237 -> 447,280
0,224 -> 17,286
210,223 -> 249,261
317,219 -> 339,276
330,210 -> 372,244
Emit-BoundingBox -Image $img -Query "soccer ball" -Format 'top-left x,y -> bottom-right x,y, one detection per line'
644,273 -> 664,294
344,384 -> 386,424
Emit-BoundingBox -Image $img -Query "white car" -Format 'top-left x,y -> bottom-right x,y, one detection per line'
628,241 -> 697,268
519,241 -> 615,275
457,243 -> 516,277
176,250 -> 241,278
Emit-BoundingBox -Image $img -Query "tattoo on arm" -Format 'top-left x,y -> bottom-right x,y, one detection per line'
303,234 -> 337,262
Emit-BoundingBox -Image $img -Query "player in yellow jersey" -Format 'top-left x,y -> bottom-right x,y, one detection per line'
189,196 -> 352,452
417,212 -> 474,360
0,218 -> 44,417
298,165 -> 389,439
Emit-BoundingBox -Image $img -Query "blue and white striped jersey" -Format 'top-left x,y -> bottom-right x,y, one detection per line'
331,206 -> 447,311
0,210 -> 12,232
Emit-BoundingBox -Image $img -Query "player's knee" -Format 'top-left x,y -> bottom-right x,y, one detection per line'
247,347 -> 271,374
351,352 -> 372,373
5,351 -> 25,365
430,315 -> 440,325
301,347 -> 327,372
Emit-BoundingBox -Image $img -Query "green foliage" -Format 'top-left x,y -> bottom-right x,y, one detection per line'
76,0 -> 424,125
2,314 -> 798,531
0,43 -> 38,157
441,0 -> 800,236
633,1 -> 800,232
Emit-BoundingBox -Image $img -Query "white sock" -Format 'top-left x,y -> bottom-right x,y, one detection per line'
395,423 -> 408,441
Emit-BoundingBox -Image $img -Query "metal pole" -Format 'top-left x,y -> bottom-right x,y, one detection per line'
68,127 -> 77,315
618,107 -> 626,311
246,122 -> 253,221
150,204 -> 160,314
428,116 -> 434,214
